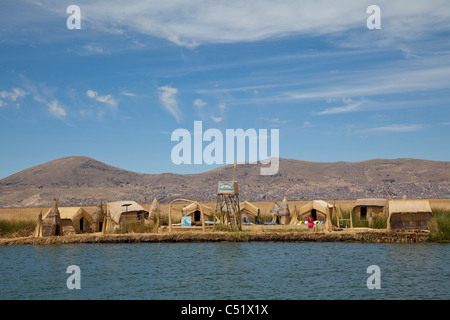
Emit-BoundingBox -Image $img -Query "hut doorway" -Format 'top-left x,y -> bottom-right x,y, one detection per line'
360,207 -> 367,219
194,210 -> 201,222
98,221 -> 103,232
311,209 -> 317,221
79,217 -> 84,231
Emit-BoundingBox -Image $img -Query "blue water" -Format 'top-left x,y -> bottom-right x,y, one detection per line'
0,242 -> 449,300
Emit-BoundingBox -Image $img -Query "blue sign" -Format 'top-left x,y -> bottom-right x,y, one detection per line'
181,216 -> 191,227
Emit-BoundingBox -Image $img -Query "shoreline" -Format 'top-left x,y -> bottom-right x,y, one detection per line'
0,229 -> 432,245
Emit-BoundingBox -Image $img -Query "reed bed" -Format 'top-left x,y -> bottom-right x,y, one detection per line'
0,229 -> 430,245
0,219 -> 36,238
428,209 -> 450,242
1,198 -> 449,242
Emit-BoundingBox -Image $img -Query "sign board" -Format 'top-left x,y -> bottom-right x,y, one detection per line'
181,216 -> 191,227
218,181 -> 239,195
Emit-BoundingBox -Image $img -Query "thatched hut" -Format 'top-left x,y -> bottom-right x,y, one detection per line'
59,207 -> 94,234
145,197 -> 161,232
297,200 -> 333,223
387,199 -> 432,231
182,202 -> 212,226
102,210 -> 115,234
91,200 -> 105,232
271,202 -> 281,222
33,211 -> 43,238
271,197 -> 291,225
239,201 -> 260,224
106,201 -> 148,225
35,199 -> 64,237
148,197 -> 161,221
353,198 -> 387,227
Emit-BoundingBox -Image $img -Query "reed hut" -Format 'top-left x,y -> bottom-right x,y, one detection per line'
297,200 -> 333,223
148,197 -> 161,221
102,210 -> 115,234
279,197 -> 291,224
387,199 -> 432,231
271,197 -> 291,225
271,202 -> 282,223
106,200 -> 149,225
59,207 -> 94,234
239,201 -> 260,224
145,197 -> 161,232
36,199 -> 64,237
91,200 -> 105,232
353,198 -> 387,227
33,211 -> 43,238
182,202 -> 212,226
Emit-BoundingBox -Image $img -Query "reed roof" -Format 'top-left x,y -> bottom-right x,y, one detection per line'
354,198 -> 387,207
43,199 -> 61,220
58,207 -> 93,223
107,201 -> 148,224
92,200 -> 104,223
240,201 -> 259,216
299,200 -> 333,215
149,197 -> 161,219
182,202 -> 213,215
388,199 -> 432,214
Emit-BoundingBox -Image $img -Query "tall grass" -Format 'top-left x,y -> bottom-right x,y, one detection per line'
330,209 -> 387,229
428,209 -> 450,242
117,221 -> 156,234
0,219 -> 36,238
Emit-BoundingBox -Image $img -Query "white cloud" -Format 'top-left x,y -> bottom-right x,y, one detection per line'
209,102 -> 227,122
0,88 -> 27,101
158,86 -> 182,122
271,118 -> 287,124
47,100 -> 67,118
78,44 -> 109,56
48,1 -> 450,49
210,115 -> 223,123
342,97 -> 352,104
86,90 -> 118,108
316,101 -> 364,115
121,92 -> 136,96
0,100 -> 5,107
193,99 -> 207,108
359,124 -> 424,133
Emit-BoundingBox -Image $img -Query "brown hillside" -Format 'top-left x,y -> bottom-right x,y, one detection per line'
0,156 -> 449,207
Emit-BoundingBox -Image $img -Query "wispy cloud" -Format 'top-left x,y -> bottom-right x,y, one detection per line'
316,101 -> 365,115
158,86 -> 182,122
193,99 -> 207,108
86,90 -> 118,108
210,115 -> 223,123
0,88 -> 28,105
78,44 -> 110,56
210,103 -> 226,123
289,69 -> 450,102
47,100 -> 66,118
19,1 -> 450,50
358,124 -> 424,133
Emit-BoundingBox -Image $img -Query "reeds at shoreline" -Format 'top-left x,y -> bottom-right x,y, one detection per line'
1,201 -> 449,242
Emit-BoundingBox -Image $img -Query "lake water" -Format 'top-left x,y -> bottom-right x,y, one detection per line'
0,242 -> 449,300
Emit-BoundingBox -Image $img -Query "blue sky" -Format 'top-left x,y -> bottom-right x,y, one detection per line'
0,0 -> 449,179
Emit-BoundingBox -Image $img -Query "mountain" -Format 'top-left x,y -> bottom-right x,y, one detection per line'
0,156 -> 449,207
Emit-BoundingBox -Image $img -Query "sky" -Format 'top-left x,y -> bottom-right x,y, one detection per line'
0,0 -> 449,179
